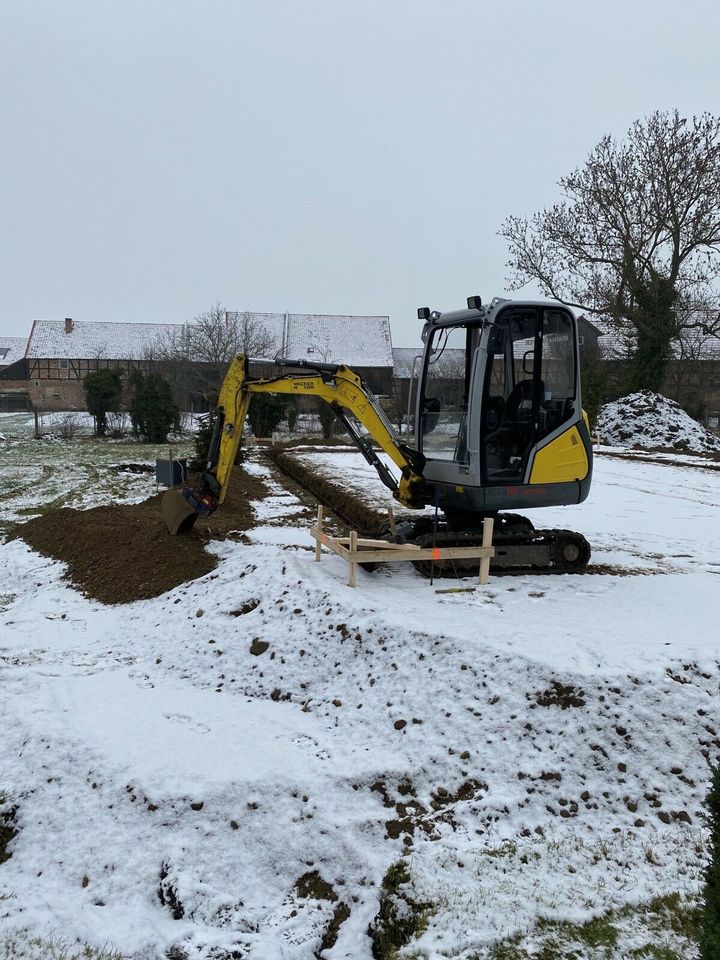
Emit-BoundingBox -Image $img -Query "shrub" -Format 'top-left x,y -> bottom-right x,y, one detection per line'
318,402 -> 337,440
54,413 -> 81,440
84,370 -> 122,437
106,411 -> 129,437
189,416 -> 213,472
129,372 -> 180,443
700,764 -> 720,958
286,396 -> 299,432
248,393 -> 287,438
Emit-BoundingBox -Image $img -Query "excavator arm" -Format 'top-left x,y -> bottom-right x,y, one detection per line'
162,354 -> 430,534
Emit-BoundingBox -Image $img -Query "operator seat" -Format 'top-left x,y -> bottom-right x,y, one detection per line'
485,379 -> 543,480
505,378 -> 541,421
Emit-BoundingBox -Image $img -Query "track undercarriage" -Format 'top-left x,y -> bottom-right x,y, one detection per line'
401,517 -> 591,577
267,448 -> 591,577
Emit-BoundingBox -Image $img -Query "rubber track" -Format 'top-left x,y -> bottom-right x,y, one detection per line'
410,528 -> 592,578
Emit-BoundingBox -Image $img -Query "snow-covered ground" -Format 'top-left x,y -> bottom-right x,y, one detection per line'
0,414 -> 194,529
0,439 -> 718,958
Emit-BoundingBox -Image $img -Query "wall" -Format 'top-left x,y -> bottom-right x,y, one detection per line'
0,381 -> 31,411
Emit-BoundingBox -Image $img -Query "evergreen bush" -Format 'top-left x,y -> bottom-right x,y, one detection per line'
700,764 -> 720,958
190,416 -> 215,472
248,393 -> 287,438
286,396 -> 299,433
129,372 -> 180,443
318,402 -> 336,440
83,369 -> 122,437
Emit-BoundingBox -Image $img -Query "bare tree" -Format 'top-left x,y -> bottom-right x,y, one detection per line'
382,374 -> 410,434
500,110 -> 720,390
231,310 -> 277,359
151,303 -> 277,410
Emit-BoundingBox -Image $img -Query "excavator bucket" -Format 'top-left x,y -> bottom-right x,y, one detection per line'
161,489 -> 199,535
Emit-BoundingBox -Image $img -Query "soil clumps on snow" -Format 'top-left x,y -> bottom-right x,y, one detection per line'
14,466 -> 268,604
596,390 -> 720,453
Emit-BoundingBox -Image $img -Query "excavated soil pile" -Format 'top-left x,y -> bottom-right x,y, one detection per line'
15,467 -> 269,605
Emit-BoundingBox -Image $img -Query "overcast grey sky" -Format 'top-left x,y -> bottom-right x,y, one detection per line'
1,0 -> 718,344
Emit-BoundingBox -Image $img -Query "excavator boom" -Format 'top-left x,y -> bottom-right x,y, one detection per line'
162,354 -> 430,535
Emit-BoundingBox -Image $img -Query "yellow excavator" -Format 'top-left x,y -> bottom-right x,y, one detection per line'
163,296 -> 593,574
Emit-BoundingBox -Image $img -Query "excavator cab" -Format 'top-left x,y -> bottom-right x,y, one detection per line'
413,298 -> 592,520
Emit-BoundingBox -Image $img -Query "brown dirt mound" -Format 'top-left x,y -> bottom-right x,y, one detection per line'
14,467 -> 269,605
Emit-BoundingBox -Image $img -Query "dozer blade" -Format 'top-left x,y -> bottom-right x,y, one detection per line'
162,489 -> 199,535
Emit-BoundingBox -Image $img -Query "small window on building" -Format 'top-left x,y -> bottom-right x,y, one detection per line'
34,380 -> 40,388
59,359 -> 69,369
709,414 -> 719,429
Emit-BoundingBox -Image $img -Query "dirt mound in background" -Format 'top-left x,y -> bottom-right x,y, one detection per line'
596,390 -> 720,453
14,467 -> 268,605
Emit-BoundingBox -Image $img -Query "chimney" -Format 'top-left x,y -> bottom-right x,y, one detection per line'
64,317 -> 74,334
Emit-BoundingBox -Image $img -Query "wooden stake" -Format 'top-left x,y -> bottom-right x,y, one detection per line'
387,504 -> 397,538
315,505 -> 323,562
478,516 -> 494,585
348,529 -> 358,587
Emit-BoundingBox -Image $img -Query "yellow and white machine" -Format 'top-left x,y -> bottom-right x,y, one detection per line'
163,296 -> 592,574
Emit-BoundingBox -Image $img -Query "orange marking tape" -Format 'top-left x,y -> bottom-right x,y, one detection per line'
432,547 -> 441,560
321,533 -> 328,544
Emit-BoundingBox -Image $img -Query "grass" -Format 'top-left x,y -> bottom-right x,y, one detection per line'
0,593 -> 16,613
0,794 -> 17,866
0,932 -> 126,959
0,425 -> 193,533
368,860 -> 433,959
480,893 -> 702,960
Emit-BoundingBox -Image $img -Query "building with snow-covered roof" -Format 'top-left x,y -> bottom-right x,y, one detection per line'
6,318 -> 183,411
1,310 -> 397,413
224,311 -> 394,392
25,318 -> 179,363
0,337 -> 27,368
0,337 -> 30,411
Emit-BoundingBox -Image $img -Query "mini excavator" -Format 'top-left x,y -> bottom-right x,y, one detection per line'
162,297 -> 593,575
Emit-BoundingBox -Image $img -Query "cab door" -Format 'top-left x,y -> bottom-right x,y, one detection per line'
477,304 -> 585,487
480,307 -> 543,484
416,322 -> 482,487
